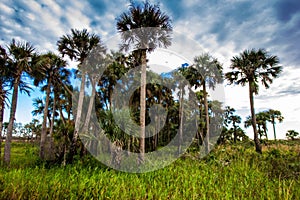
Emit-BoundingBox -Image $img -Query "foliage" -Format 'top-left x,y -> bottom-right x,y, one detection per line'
225,49 -> 282,153
286,130 -> 299,140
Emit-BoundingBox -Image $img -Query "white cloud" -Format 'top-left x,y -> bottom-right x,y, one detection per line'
0,2 -> 14,14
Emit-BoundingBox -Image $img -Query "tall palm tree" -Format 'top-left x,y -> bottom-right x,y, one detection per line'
191,53 -> 223,153
33,52 -> 67,159
82,47 -> 108,133
50,64 -> 71,137
4,39 -> 35,164
0,44 -> 10,159
226,49 -> 282,153
267,109 -> 283,141
57,29 -> 101,160
116,1 -> 172,163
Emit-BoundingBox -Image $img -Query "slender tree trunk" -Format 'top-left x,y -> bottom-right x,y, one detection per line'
264,124 -> 268,140
58,105 -> 66,125
138,50 -> 146,164
249,83 -> 262,153
263,124 -> 268,140
233,122 -> 237,143
83,77 -> 96,132
0,92 -> 4,159
178,86 -> 184,154
50,94 -> 56,137
72,73 -> 86,160
40,78 -> 51,160
198,97 -> 204,145
49,91 -> 56,151
153,114 -> 159,151
272,120 -> 277,141
155,93 -> 161,150
63,136 -> 67,167
4,77 -> 20,164
203,83 -> 210,153
258,126 -> 262,139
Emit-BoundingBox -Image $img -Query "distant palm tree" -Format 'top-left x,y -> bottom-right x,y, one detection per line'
4,39 -> 35,164
57,29 -> 101,160
116,1 -> 172,162
267,109 -> 283,141
245,112 -> 270,140
224,106 -> 241,143
286,130 -> 299,140
191,53 -> 223,153
226,49 -> 282,153
256,111 -> 270,140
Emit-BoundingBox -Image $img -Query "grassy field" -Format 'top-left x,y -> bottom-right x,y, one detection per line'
0,141 -> 299,199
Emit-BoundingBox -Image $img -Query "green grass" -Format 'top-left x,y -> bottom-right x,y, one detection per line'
0,141 -> 299,199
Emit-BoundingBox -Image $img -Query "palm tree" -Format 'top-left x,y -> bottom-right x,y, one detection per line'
50,64 -> 71,137
191,53 -> 223,153
286,130 -> 299,140
224,106 -> 242,143
116,1 -> 172,163
267,109 -> 283,141
0,44 -> 10,159
57,29 -> 101,160
245,112 -> 269,140
4,39 -> 35,164
82,47 -> 108,133
256,111 -> 270,140
226,49 -> 282,153
33,52 -> 67,159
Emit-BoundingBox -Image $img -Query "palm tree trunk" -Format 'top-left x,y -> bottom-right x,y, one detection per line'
272,120 -> 277,141
203,83 -> 210,153
154,114 -> 159,151
4,77 -> 20,164
58,106 -> 66,125
249,83 -> 262,153
83,76 -> 96,132
49,92 -> 56,150
233,122 -> 237,143
40,78 -> 51,160
258,126 -> 262,139
0,94 -> 4,159
263,123 -> 268,140
72,73 -> 86,160
178,86 -> 184,154
264,124 -> 268,140
138,50 -> 146,164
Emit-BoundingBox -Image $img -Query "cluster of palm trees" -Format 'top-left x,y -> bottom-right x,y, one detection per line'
244,109 -> 284,141
222,107 -> 284,144
0,39 -> 73,164
0,1 -> 287,165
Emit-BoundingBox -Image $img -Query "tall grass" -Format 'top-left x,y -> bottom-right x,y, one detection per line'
0,141 -> 299,199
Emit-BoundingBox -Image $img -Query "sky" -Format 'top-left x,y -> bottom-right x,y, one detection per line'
0,0 -> 300,139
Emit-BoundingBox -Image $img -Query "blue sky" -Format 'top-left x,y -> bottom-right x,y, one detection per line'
1,0 -> 300,139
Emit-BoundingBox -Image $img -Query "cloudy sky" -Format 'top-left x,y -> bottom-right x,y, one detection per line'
1,0 -> 299,139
